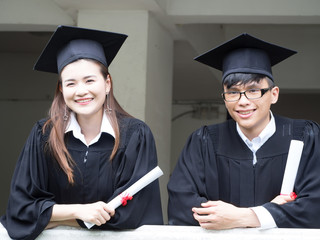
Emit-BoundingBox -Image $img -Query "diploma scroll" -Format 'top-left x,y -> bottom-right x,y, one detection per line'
84,166 -> 163,229
280,140 -> 304,195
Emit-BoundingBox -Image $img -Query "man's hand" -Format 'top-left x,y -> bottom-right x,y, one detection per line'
271,192 -> 297,205
192,200 -> 260,230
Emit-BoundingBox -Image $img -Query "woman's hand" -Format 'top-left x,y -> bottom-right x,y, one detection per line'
74,201 -> 115,226
192,200 -> 260,230
48,201 -> 115,228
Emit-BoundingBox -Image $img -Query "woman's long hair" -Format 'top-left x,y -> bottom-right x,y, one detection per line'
43,59 -> 132,184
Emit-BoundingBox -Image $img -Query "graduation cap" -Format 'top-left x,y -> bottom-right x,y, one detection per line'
194,33 -> 297,82
34,25 -> 128,74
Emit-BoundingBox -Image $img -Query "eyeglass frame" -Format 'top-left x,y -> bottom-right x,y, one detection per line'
221,86 -> 274,102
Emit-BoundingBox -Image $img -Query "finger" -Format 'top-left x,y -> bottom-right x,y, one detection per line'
193,212 -> 200,222
103,205 -> 115,217
272,195 -> 293,205
194,214 -> 216,229
92,210 -> 108,225
280,194 -> 291,198
192,207 -> 213,215
193,213 -> 208,224
94,218 -> 102,226
280,192 -> 297,200
201,201 -> 217,207
193,212 -> 212,222
279,195 -> 294,203
100,210 -> 111,222
282,195 -> 293,201
271,197 -> 283,204
199,221 -> 215,229
109,210 -> 115,217
106,208 -> 115,217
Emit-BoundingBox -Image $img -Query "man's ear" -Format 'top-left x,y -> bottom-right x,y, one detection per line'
271,86 -> 279,104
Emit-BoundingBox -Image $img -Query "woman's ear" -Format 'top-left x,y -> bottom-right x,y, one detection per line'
106,74 -> 111,93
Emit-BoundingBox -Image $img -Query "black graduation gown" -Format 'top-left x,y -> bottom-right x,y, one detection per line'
168,115 -> 320,228
1,117 -> 163,240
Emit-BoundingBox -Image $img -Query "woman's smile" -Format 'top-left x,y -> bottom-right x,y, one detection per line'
60,59 -> 110,120
75,98 -> 94,105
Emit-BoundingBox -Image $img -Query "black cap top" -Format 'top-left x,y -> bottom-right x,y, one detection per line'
34,25 -> 128,74
194,33 -> 297,82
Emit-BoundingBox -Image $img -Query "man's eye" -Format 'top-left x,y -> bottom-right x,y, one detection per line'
228,91 -> 239,95
248,89 -> 260,93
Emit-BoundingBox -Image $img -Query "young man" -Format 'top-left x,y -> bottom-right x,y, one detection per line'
167,33 -> 320,229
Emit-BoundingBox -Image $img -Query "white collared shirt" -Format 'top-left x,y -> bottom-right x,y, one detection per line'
65,112 -> 115,147
236,111 -> 277,229
236,111 -> 276,165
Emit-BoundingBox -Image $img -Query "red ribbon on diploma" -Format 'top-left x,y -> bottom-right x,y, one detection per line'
290,192 -> 297,200
280,192 -> 297,200
120,193 -> 133,206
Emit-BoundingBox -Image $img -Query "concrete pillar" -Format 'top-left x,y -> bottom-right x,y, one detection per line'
78,10 -> 174,222
0,0 -> 74,31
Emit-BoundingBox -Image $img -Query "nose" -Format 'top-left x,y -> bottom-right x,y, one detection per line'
75,82 -> 88,96
238,92 -> 250,105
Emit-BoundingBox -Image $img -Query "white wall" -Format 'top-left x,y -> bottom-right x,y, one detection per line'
78,10 -> 150,120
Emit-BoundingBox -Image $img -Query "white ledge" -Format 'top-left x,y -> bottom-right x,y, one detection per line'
1,224 -> 320,240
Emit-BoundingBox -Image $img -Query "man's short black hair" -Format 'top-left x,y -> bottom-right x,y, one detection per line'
223,73 -> 274,90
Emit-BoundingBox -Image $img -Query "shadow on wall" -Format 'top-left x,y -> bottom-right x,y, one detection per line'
271,93 -> 320,124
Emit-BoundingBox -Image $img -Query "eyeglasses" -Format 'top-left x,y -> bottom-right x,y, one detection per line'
222,87 -> 273,102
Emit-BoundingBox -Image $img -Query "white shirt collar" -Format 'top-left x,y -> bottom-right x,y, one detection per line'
65,112 -> 115,146
236,111 -> 276,165
237,111 -> 276,153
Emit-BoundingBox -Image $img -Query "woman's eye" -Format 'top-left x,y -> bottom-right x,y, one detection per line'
66,83 -> 74,87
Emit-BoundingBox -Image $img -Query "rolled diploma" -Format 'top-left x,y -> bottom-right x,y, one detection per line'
280,140 -> 304,195
84,166 -> 163,229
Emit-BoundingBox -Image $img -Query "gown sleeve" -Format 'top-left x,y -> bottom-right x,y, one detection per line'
167,126 -> 217,226
0,120 -> 56,240
263,121 -> 320,228
90,119 -> 163,229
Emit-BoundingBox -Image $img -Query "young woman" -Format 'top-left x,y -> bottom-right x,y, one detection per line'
1,25 -> 163,240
